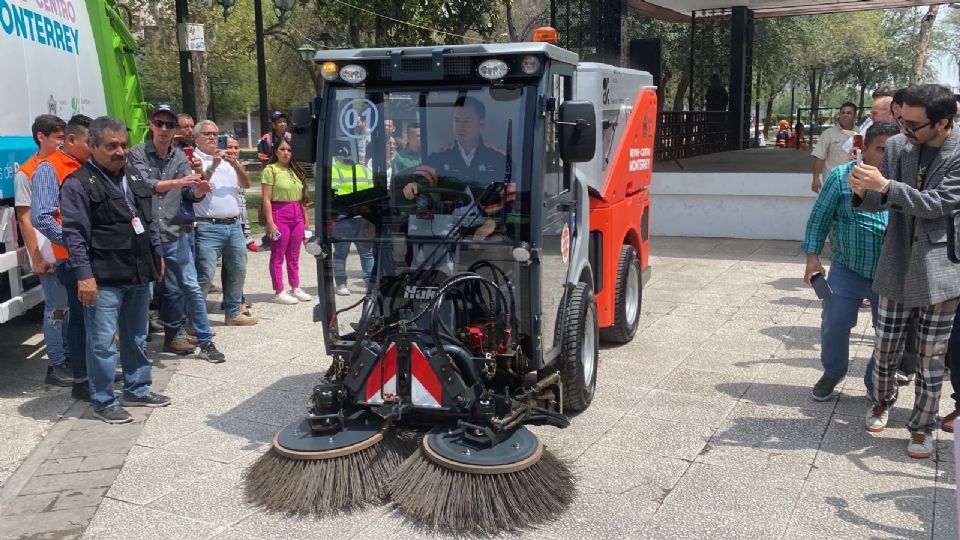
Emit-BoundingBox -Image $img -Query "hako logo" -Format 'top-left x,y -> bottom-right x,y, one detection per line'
403,285 -> 437,300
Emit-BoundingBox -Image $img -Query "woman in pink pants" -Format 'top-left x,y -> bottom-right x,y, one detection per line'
261,139 -> 311,305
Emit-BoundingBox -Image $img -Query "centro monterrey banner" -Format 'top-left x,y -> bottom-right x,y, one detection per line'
0,0 -> 107,199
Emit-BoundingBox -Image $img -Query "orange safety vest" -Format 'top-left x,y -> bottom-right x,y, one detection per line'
18,151 -> 81,261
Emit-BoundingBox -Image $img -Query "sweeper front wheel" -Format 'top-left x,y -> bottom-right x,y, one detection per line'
244,411 -> 410,515
387,427 -> 575,534
561,283 -> 598,412
600,244 -> 642,344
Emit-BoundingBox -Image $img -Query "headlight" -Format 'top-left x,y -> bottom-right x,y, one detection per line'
520,55 -> 541,75
305,236 -> 326,258
339,64 -> 368,85
512,242 -> 532,264
320,61 -> 339,81
478,59 -> 509,80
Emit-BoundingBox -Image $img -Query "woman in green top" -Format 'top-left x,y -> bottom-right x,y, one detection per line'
261,139 -> 311,305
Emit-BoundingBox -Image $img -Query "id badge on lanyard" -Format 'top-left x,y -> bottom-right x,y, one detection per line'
121,175 -> 145,235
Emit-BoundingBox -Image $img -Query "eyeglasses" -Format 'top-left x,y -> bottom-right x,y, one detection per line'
897,116 -> 933,136
152,119 -> 177,129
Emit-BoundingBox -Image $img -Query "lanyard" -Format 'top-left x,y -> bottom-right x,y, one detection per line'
89,162 -> 136,213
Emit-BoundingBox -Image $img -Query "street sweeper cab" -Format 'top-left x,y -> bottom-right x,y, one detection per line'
246,31 -> 656,533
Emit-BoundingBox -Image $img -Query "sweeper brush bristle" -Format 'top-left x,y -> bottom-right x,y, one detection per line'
387,445 -> 575,534
244,431 -> 418,514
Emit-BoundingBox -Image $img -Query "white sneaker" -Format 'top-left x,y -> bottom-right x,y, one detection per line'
906,432 -> 933,459
272,291 -> 298,305
865,405 -> 889,433
290,288 -> 312,302
336,284 -> 351,296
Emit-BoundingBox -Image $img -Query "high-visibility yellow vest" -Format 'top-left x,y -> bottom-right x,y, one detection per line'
332,160 -> 373,194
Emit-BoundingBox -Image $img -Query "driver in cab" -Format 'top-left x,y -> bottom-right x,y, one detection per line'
401,97 -> 514,239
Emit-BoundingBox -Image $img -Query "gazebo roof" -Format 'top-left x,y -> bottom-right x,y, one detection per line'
630,0 -> 954,23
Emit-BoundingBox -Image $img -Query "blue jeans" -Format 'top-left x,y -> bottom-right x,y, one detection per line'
161,231 -> 213,345
195,221 -> 247,318
821,261 -> 878,392
333,218 -> 375,286
55,264 -> 87,381
38,271 -> 68,368
82,284 -> 152,410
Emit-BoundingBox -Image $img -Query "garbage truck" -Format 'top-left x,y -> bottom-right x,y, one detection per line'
0,0 -> 147,322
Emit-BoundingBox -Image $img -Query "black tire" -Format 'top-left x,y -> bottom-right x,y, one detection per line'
561,283 -> 598,412
600,245 -> 642,344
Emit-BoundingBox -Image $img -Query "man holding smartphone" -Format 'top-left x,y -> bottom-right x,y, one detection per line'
849,84 -> 960,459
802,121 -> 900,402
129,105 -> 223,362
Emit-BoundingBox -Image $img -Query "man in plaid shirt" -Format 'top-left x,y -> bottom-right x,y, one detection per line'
803,121 -> 900,402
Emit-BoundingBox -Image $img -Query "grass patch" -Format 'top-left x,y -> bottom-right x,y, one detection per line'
245,193 -> 263,235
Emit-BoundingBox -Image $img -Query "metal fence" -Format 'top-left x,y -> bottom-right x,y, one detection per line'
655,111 -> 731,162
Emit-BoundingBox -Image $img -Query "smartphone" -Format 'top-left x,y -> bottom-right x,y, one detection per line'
852,134 -> 864,149
272,229 -> 282,241
854,148 -> 863,166
183,146 -> 194,161
811,272 -> 833,300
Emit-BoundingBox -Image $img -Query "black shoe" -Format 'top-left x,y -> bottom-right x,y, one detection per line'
93,405 -> 132,424
197,342 -> 226,364
114,370 -> 123,383
45,364 -> 74,387
71,381 -> 90,401
120,392 -> 171,408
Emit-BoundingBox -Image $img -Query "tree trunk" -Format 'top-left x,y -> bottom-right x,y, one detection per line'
505,0 -> 519,42
673,71 -> 689,111
858,84 -> 866,123
911,5 -> 940,85
765,94 -> 774,137
808,69 -> 819,131
658,71 -> 672,111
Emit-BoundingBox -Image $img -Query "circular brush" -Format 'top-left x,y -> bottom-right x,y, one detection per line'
244,412 -> 416,514
387,426 -> 575,534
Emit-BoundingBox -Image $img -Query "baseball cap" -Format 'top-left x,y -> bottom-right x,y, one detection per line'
271,110 -> 287,122
150,103 -> 179,119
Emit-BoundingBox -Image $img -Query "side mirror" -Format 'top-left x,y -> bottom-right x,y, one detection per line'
948,210 -> 960,263
290,103 -> 318,163
558,100 -> 596,163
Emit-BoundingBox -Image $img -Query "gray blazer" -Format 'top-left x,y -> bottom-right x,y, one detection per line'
855,129 -> 960,308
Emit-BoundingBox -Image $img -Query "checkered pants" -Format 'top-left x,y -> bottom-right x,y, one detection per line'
871,295 -> 960,433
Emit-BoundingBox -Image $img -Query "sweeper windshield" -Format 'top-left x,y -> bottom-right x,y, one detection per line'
318,85 -> 533,339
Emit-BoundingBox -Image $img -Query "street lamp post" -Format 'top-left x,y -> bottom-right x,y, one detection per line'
254,0 -> 269,135
175,0 -> 196,118
252,0 -> 298,135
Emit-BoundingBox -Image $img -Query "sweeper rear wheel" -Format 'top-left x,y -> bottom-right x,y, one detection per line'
561,283 -> 598,412
600,245 -> 642,344
245,411 -> 410,515
387,427 -> 575,534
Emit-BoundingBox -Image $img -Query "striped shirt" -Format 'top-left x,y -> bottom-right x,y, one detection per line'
802,161 -> 888,280
30,162 -> 64,245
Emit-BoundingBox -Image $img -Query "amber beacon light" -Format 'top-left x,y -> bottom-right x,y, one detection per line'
531,26 -> 559,44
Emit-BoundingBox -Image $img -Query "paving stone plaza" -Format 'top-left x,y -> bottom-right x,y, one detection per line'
0,237 -> 955,539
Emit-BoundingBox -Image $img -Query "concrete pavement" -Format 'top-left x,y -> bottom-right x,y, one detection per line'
0,236 -> 955,539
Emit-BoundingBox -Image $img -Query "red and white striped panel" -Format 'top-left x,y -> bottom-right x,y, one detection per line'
364,343 -> 398,404
410,343 -> 443,408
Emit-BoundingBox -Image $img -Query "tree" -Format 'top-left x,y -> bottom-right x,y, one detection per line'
911,5 -> 940,85
628,16 -> 690,110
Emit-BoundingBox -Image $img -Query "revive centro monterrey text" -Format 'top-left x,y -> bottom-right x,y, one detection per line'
0,0 -> 81,55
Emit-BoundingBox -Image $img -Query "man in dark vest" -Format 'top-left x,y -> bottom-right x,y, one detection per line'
61,116 -> 175,424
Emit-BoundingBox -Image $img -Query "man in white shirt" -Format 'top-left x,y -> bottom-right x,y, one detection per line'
811,102 -> 857,193
192,120 -> 257,326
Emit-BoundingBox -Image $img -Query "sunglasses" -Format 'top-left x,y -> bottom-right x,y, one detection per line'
152,119 -> 177,129
896,117 -> 933,136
